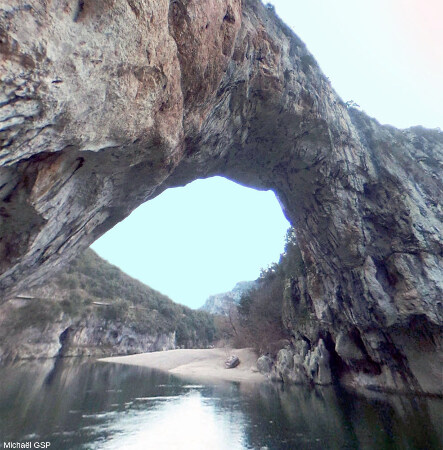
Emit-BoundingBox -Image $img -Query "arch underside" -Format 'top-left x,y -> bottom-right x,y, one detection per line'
0,0 -> 442,393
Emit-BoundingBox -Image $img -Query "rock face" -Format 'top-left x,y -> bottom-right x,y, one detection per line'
1,1 -> 442,393
270,339 -> 332,386
0,249 -> 215,363
0,308 -> 176,362
200,280 -> 257,315
266,275 -> 442,394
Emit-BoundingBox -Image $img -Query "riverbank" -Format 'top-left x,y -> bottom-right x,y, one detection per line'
99,348 -> 266,383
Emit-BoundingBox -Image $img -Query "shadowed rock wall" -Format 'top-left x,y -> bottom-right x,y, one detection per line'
1,0 -> 442,393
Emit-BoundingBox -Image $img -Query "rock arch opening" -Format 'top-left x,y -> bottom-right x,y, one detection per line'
91,176 -> 290,308
0,0 -> 441,393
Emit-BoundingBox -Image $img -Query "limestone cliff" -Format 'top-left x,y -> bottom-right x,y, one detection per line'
0,1 -> 441,393
200,281 -> 257,315
0,249 -> 215,363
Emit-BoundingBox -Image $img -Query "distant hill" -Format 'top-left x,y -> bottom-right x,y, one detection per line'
200,281 -> 258,316
0,249 -> 216,363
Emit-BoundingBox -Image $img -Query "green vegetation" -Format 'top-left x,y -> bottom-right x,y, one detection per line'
4,249 -> 216,347
6,300 -> 64,333
4,231 -> 305,355
219,227 -> 305,353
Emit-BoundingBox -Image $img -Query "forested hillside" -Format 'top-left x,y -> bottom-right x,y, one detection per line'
0,250 -> 216,362
217,227 -> 306,353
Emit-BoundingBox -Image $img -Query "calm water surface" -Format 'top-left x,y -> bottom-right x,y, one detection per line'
0,358 -> 441,449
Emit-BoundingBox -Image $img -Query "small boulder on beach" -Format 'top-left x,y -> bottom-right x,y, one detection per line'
225,355 -> 240,369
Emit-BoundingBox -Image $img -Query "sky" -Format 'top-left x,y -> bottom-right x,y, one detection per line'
92,177 -> 290,308
92,1 -> 442,308
270,0 -> 443,129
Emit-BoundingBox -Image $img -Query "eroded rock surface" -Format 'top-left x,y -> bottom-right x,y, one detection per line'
200,280 -> 257,315
1,0 -> 442,393
0,249 -> 214,362
0,310 -> 177,362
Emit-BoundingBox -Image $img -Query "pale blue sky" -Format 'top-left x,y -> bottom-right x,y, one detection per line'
92,177 -> 290,308
271,0 -> 442,129
92,1 -> 442,308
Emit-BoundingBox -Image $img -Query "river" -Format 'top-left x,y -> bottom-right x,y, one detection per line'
0,358 -> 441,449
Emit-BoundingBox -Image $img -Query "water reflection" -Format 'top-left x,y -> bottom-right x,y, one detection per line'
99,392 -> 247,450
0,359 -> 441,449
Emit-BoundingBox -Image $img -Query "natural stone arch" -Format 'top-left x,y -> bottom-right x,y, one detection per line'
1,0 -> 442,392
